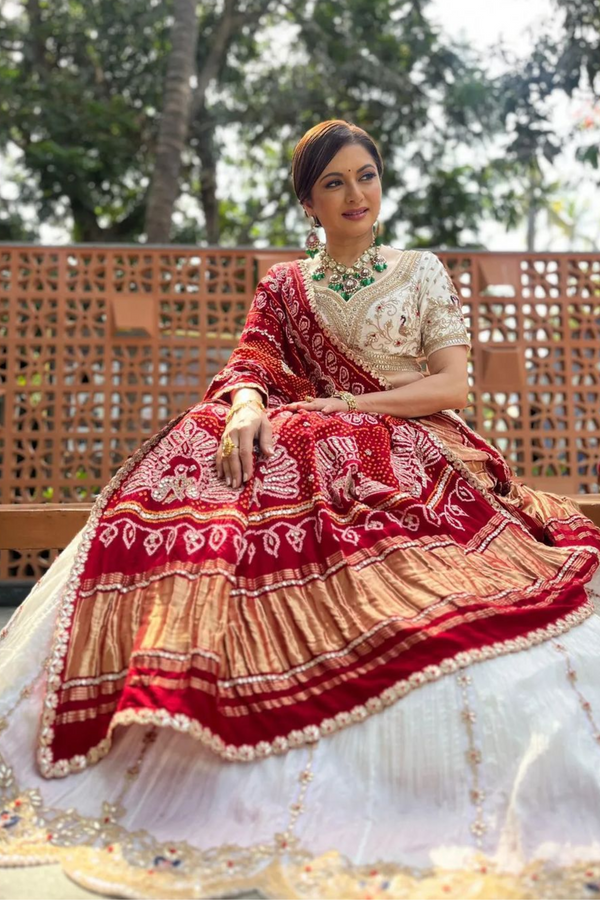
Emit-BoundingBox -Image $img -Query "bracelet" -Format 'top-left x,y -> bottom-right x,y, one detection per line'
333,391 -> 357,411
225,399 -> 265,424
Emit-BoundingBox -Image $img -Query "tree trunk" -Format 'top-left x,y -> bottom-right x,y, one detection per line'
195,114 -> 219,244
526,201 -> 537,253
526,164 -> 541,253
145,0 -> 199,244
187,0 -> 239,243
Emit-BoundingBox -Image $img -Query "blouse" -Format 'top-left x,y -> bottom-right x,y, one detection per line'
300,250 -> 471,386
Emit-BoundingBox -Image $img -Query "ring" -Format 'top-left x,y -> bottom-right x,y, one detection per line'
221,436 -> 238,458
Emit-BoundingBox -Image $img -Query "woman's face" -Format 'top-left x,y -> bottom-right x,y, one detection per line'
303,142 -> 382,243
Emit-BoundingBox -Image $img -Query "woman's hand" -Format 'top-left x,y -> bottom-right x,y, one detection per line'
284,397 -> 349,415
216,407 -> 273,488
285,373 -> 426,415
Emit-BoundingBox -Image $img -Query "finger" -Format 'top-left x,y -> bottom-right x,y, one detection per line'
221,432 -> 237,486
227,429 -> 243,488
296,402 -> 320,412
216,448 -> 223,479
259,416 -> 274,458
223,450 -> 238,487
222,449 -> 232,486
238,429 -> 254,485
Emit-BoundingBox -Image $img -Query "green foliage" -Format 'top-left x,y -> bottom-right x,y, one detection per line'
0,0 -> 598,246
0,0 -> 171,239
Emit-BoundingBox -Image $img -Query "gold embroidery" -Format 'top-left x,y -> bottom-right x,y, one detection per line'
3,804 -> 600,900
59,847 -> 600,900
301,250 -> 471,381
457,673 -> 488,846
419,251 -> 471,357
552,641 -> 600,745
0,738 -> 317,897
300,253 -> 425,384
296,259 -> 393,390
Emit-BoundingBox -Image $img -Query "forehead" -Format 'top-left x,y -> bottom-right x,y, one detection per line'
321,142 -> 375,173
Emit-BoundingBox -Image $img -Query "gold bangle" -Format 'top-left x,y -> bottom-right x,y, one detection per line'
225,399 -> 265,424
333,391 -> 357,411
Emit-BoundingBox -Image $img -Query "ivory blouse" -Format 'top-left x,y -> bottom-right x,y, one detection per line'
300,249 -> 471,388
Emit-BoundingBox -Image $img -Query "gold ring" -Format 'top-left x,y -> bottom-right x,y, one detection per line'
221,436 -> 238,458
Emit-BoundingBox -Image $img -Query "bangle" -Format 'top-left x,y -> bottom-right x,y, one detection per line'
333,391 -> 357,411
226,399 -> 265,423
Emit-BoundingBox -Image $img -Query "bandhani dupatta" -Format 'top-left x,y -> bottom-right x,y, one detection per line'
204,262 -> 397,405
37,263 -> 600,778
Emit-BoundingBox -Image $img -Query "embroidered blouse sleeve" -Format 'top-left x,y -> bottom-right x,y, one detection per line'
417,252 -> 471,357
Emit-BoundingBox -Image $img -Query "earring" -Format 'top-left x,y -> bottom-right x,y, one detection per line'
305,215 -> 324,258
372,220 -> 381,241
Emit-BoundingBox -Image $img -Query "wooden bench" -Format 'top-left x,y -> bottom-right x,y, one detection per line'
1,496 -> 600,551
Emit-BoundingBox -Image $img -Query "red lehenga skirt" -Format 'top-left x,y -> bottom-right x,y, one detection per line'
1,261 -> 600,898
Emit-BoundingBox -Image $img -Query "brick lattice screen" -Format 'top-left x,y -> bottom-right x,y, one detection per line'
0,245 -> 599,581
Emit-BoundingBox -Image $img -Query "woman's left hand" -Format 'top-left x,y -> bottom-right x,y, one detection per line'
284,397 -> 351,415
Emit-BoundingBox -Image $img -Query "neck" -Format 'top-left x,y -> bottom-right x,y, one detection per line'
324,232 -> 374,267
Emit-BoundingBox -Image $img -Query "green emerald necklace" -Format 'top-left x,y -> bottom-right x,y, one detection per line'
312,239 -> 387,301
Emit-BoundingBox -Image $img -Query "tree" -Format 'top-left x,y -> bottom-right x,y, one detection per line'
486,0 -> 600,250
196,0 -> 511,248
1,0 -> 598,247
145,0 -> 199,243
0,0 -> 170,241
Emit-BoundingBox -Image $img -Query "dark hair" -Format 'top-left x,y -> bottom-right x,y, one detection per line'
291,120 -> 384,210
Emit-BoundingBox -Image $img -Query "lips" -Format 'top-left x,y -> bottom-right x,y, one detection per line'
342,208 -> 368,219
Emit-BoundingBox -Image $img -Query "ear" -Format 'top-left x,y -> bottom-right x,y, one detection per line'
302,203 -> 314,217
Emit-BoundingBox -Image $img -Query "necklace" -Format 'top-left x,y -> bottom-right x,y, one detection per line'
311,239 -> 388,301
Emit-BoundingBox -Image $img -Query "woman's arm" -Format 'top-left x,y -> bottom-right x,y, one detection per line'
354,346 -> 469,417
231,387 -> 265,407
216,387 -> 274,488
286,346 -> 469,418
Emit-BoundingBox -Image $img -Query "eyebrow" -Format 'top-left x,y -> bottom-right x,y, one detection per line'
319,163 -> 376,182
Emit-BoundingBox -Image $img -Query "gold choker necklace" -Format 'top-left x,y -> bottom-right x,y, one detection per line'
312,240 -> 387,301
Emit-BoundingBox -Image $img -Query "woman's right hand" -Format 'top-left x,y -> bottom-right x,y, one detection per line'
216,406 -> 274,488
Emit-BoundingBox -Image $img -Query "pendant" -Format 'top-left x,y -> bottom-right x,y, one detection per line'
311,242 -> 387,300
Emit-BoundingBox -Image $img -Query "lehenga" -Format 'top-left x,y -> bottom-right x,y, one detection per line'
1,249 -> 600,899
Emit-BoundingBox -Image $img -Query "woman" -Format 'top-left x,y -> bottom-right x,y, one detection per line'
1,119 -> 600,899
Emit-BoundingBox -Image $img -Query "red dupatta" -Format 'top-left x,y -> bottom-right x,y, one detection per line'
37,261 -> 600,778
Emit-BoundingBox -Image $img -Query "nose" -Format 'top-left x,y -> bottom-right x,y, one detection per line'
345,180 -> 364,204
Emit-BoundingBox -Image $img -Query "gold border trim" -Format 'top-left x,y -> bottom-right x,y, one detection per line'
39,597 -> 594,775
295,259 -> 393,390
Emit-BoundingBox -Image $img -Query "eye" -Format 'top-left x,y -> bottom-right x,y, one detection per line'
325,179 -> 342,188
361,171 -> 376,181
